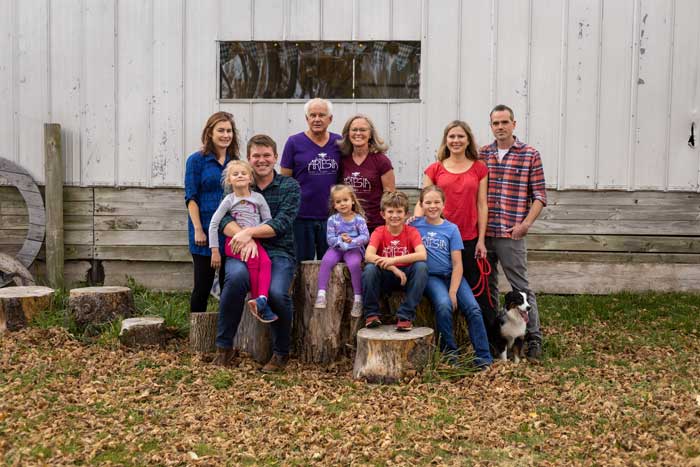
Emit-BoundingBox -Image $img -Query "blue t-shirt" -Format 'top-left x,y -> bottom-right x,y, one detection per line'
280,131 -> 342,220
412,217 -> 463,276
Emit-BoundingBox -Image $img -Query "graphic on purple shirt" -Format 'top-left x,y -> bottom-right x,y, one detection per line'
341,152 -> 393,230
281,132 -> 342,220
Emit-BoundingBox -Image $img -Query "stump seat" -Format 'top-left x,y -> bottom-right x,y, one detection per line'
119,316 -> 165,347
0,286 -> 54,332
353,325 -> 434,384
69,286 -> 135,331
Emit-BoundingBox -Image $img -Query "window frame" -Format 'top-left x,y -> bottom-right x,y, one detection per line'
216,40 -> 423,103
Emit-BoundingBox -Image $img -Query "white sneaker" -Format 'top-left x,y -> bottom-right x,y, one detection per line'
350,300 -> 363,318
314,295 -> 327,309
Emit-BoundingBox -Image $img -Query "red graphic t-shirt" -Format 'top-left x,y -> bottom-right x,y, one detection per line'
368,225 -> 423,268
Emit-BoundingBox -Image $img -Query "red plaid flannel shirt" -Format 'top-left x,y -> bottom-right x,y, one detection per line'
479,138 -> 547,238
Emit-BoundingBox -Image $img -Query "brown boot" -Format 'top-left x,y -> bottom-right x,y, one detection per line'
261,353 -> 289,373
213,347 -> 239,367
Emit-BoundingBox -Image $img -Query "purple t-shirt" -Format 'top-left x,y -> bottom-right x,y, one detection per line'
281,132 -> 342,219
342,153 -> 393,229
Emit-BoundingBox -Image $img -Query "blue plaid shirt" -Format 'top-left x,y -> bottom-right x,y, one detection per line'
184,151 -> 231,256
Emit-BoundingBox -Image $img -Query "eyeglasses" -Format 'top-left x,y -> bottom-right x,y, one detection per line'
350,128 -> 370,133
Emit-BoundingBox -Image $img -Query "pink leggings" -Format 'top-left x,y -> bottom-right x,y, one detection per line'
317,247 -> 363,294
225,239 -> 271,298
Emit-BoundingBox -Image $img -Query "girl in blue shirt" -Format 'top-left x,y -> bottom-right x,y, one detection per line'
412,186 -> 492,368
184,112 -> 239,313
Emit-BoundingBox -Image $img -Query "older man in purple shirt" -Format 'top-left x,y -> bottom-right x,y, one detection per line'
280,98 -> 342,262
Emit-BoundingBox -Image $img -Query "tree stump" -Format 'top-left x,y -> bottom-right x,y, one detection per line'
293,261 -> 348,364
189,311 -> 218,353
119,316 -> 165,347
69,286 -> 135,331
353,325 -> 435,384
0,286 -> 54,332
234,303 -> 272,364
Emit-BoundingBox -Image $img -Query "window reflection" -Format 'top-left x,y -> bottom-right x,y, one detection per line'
220,41 -> 420,99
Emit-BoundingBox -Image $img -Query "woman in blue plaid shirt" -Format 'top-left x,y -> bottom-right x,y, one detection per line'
184,112 -> 240,313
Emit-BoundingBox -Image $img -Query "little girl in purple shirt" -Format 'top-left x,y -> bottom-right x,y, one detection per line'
314,185 -> 369,317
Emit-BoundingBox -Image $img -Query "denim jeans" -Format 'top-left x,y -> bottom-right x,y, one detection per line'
293,218 -> 328,262
423,274 -> 493,367
362,262 -> 428,321
216,255 -> 295,356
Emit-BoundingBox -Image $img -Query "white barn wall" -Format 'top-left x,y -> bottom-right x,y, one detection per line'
0,0 -> 698,191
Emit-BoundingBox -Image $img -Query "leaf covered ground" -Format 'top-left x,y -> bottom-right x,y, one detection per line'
1,292 -> 700,466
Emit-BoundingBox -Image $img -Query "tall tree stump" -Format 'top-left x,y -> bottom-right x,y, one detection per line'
69,286 -> 135,331
386,293 -> 469,347
0,286 -> 54,332
119,316 -> 165,347
353,325 -> 434,384
234,303 -> 272,364
293,261 -> 348,364
189,312 -> 218,353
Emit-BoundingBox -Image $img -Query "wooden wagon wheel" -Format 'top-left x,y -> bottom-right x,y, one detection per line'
0,157 -> 45,287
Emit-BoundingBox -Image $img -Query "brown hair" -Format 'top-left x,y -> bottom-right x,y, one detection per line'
201,111 -> 240,159
380,191 -> 409,212
328,184 -> 366,218
489,104 -> 515,121
246,134 -> 278,157
436,120 -> 478,162
419,185 -> 446,204
337,114 -> 389,156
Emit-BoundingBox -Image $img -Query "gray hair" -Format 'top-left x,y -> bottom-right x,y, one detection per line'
304,98 -> 333,117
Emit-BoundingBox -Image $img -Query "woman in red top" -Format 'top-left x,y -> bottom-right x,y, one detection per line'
338,114 -> 396,232
414,120 -> 489,311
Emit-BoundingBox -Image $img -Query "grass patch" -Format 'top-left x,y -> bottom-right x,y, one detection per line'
210,370 -> 234,390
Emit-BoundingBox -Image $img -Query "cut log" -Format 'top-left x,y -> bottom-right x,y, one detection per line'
69,286 -> 135,331
119,316 -> 165,347
293,261 -> 347,364
0,286 -> 54,332
353,325 -> 435,384
0,252 -> 36,287
234,303 -> 272,364
189,311 -> 218,353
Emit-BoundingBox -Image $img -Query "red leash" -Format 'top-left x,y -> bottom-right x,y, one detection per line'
471,257 -> 495,309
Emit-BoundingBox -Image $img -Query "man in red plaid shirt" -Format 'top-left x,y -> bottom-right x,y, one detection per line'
479,105 -> 547,361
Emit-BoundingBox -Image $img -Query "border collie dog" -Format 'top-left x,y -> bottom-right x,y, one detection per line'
494,290 -> 531,363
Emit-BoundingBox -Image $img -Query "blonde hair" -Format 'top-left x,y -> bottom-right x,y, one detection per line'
436,120 -> 478,162
221,160 -> 253,193
329,184 -> 366,218
380,191 -> 409,212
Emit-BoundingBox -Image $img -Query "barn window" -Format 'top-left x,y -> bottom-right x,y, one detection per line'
219,41 -> 420,100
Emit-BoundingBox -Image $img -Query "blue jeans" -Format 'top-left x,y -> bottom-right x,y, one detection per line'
424,274 -> 493,367
362,262 -> 428,321
216,255 -> 295,356
293,218 -> 328,262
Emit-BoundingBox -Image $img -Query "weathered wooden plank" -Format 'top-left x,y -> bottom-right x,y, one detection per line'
321,0 -> 353,40
116,0 -> 152,186
288,0 -> 320,39
1,215 -> 92,231
392,0 -> 421,40
526,234 -> 700,254
528,251 -> 700,265
50,0 -> 83,185
94,216 -> 187,232
0,1 -> 13,165
529,0 -> 564,188
252,0 -> 285,40
539,205 -> 700,221
547,190 -> 700,206
95,245 -> 190,262
388,103 -> 422,186
94,187 -> 184,204
31,260 -> 92,288
525,261 -> 700,294
0,230 -> 93,246
0,201 -> 93,217
103,261 -> 193,291
356,0 -> 390,40
532,219 -> 700,236
219,0 -> 252,40
95,231 -> 187,247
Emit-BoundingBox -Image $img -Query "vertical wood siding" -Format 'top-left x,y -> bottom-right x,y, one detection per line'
1,0 -> 698,190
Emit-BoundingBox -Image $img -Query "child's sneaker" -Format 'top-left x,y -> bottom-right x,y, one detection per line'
395,319 -> 413,332
350,300 -> 363,318
314,294 -> 327,309
365,315 -> 382,328
248,296 -> 278,324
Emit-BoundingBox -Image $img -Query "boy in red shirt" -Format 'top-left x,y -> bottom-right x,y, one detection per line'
362,191 -> 429,331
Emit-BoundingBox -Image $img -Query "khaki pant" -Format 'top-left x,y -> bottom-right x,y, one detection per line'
486,237 -> 541,342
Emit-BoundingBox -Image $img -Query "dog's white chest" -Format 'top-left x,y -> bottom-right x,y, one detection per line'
501,313 -> 526,340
